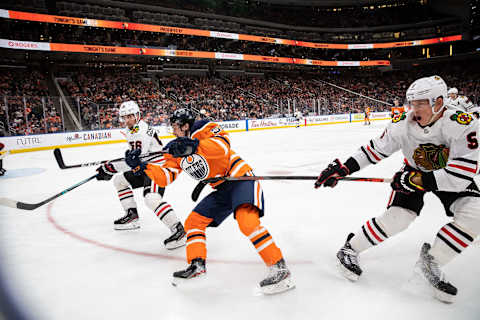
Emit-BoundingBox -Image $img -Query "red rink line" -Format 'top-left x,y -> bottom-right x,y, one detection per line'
47,202 -> 312,265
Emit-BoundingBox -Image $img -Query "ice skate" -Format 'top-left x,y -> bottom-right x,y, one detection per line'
172,258 -> 206,286
415,243 -> 457,303
164,222 -> 186,250
259,258 -> 295,294
0,168 -> 6,176
114,208 -> 140,230
337,233 -> 362,281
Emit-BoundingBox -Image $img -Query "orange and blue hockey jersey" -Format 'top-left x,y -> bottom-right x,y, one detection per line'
144,120 -> 253,188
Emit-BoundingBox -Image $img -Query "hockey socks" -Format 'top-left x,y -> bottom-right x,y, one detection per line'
236,204 -> 283,266
349,207 -> 416,253
429,222 -> 475,266
184,212 -> 213,263
117,187 -> 136,211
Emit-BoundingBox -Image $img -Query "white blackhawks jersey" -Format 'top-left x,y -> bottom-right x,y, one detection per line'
351,110 -> 479,193
114,120 -> 165,172
446,95 -> 474,113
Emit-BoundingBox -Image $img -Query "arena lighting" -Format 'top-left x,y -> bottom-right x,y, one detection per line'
0,9 -> 463,51
0,38 -> 391,67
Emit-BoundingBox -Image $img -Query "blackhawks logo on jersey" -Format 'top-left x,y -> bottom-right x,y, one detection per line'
450,111 -> 473,125
413,143 -> 449,171
392,112 -> 406,123
129,125 -> 140,134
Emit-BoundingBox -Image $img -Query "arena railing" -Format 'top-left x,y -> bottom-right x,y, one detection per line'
0,95 -> 396,136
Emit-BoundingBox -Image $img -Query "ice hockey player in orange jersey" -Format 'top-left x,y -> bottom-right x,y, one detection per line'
124,108 -> 294,294
364,107 -> 371,125
0,142 -> 6,176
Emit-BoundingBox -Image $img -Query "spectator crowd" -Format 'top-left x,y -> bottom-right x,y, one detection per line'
1,62 -> 478,136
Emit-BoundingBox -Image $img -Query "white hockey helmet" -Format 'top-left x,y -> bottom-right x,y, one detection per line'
447,87 -> 458,95
406,75 -> 447,115
119,100 -> 141,123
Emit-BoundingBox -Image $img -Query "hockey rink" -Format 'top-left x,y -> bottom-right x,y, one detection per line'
0,120 -> 479,320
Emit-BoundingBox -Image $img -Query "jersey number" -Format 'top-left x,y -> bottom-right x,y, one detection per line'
129,141 -> 142,150
467,132 -> 478,149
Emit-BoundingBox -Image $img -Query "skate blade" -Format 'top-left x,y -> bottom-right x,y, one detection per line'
165,237 -> 186,250
336,261 -> 360,282
259,277 -> 295,295
410,265 -> 456,304
114,221 -> 140,230
433,289 -> 455,304
171,271 -> 206,287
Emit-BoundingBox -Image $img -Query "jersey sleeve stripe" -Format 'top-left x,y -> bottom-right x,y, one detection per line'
227,158 -> 242,175
447,163 -> 477,174
452,157 -> 478,165
230,161 -> 248,177
360,146 -> 376,164
214,135 -> 230,146
211,137 -> 229,155
444,168 -> 474,182
369,140 -> 388,158
366,145 -> 382,161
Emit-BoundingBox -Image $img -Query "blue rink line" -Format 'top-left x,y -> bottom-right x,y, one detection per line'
0,168 -> 47,179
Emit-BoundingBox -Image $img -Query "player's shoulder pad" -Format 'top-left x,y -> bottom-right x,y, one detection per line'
391,111 -> 407,124
443,109 -> 478,138
447,109 -> 476,126
191,120 -> 224,140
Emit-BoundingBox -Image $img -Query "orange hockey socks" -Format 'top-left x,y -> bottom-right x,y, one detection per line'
184,211 -> 213,263
236,204 -> 283,266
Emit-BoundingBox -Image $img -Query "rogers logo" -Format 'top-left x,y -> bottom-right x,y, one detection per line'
8,41 -> 38,49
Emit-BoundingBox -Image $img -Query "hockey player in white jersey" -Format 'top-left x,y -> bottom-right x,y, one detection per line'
315,76 -> 480,303
446,87 -> 475,114
95,101 -> 186,249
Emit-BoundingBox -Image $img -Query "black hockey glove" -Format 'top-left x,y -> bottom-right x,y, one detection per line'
125,149 -> 147,176
391,170 -> 425,194
164,137 -> 199,158
96,162 -> 117,181
315,159 -> 350,188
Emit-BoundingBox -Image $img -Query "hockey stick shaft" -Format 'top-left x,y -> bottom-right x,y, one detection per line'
0,174 -> 98,210
191,175 -> 392,201
54,148 -> 166,169
203,176 -> 393,183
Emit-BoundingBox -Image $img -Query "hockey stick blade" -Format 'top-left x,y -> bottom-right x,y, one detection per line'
0,174 -> 98,211
53,148 -> 167,170
191,181 -> 207,202
53,148 -> 67,169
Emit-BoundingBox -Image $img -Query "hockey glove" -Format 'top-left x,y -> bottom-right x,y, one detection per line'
315,159 -> 350,188
391,170 -> 425,194
125,149 -> 147,176
164,137 -> 199,158
96,162 -> 117,181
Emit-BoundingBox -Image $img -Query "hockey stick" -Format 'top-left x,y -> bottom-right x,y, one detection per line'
191,176 -> 392,201
53,148 -> 166,170
0,174 -> 98,210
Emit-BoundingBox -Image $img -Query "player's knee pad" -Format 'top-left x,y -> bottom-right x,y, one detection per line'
376,206 -> 417,237
185,211 -> 213,231
451,197 -> 480,237
235,204 -> 261,236
113,173 -> 130,190
144,192 -> 163,211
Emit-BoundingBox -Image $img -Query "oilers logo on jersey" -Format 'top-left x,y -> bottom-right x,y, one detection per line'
412,143 -> 449,171
181,154 -> 210,180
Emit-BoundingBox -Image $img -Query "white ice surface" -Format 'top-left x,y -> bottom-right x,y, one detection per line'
0,121 -> 479,320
